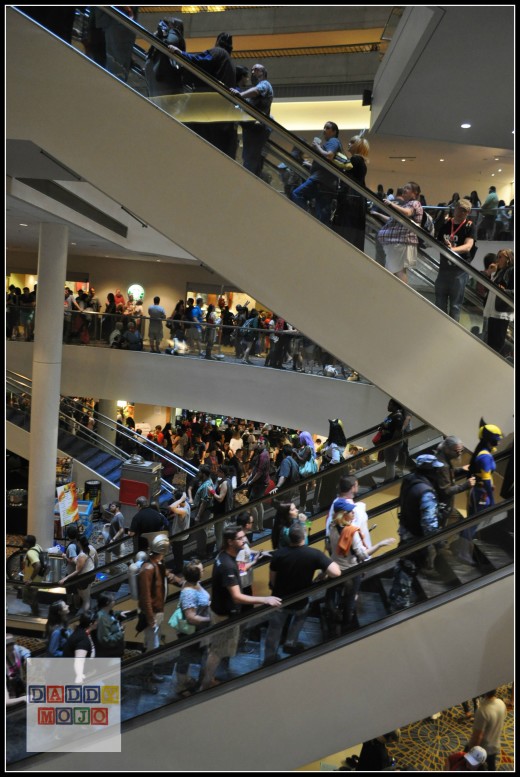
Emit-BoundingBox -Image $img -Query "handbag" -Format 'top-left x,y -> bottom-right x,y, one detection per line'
372,429 -> 383,446
299,456 -> 318,477
168,606 -> 196,635
135,611 -> 148,635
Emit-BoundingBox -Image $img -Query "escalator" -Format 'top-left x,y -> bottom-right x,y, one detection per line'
6,7 -> 514,447
6,494 -> 513,770
6,370 -> 197,505
6,426 -> 513,759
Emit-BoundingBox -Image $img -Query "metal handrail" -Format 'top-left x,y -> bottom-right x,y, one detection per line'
95,6 -> 512,309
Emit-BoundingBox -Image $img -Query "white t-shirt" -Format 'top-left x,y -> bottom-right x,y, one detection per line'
229,437 -> 244,453
325,499 -> 371,548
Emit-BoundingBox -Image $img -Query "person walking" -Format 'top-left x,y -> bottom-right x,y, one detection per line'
467,690 -> 507,771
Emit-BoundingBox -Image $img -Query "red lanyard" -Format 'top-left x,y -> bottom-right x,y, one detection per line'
450,218 -> 467,239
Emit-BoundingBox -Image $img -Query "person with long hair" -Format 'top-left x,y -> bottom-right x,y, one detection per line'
483,249 -> 514,353
332,134 -> 370,250
45,600 -> 72,656
293,431 -> 317,512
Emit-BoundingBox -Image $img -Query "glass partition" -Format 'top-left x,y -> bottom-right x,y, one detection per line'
6,498 -> 513,765
13,6 -> 514,363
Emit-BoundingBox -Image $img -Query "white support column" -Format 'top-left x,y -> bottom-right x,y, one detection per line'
27,223 -> 69,548
97,399 -> 118,448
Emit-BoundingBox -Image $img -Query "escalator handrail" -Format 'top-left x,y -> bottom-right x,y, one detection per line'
6,370 -> 199,478
78,7 -> 513,310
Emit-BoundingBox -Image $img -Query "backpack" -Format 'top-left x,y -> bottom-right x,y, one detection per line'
421,210 -> 435,236
30,545 -> 49,579
240,317 -> 258,340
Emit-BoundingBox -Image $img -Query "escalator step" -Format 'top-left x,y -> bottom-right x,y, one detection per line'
473,540 -> 513,570
356,590 -> 389,626
435,548 -> 482,584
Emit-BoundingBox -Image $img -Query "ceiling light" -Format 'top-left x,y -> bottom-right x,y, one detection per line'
401,158 -> 406,162
491,173 -> 495,177
460,123 -> 471,129
498,168 -> 502,172
439,158 -> 445,162
71,242 -> 77,245
495,157 -> 500,161
19,223 -> 29,227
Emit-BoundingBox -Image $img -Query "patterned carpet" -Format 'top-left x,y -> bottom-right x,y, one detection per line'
307,685 -> 514,771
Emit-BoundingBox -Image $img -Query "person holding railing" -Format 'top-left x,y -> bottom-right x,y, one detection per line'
169,33 -> 237,157
377,181 -> 423,284
434,198 -> 476,322
291,121 -> 342,224
231,63 -> 274,178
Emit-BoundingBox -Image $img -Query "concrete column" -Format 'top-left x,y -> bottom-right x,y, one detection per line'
27,223 -> 68,548
97,398 -> 118,448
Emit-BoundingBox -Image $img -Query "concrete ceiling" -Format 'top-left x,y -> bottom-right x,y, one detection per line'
6,5 -> 515,261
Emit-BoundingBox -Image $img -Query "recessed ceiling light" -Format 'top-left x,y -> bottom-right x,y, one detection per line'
460,123 -> 471,129
494,157 -> 500,161
19,223 -> 29,227
498,169 -> 502,172
71,242 -> 77,246
401,158 -> 406,162
439,158 -> 445,162
491,173 -> 495,177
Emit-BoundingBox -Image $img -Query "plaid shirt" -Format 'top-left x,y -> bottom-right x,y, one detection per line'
378,199 -> 423,245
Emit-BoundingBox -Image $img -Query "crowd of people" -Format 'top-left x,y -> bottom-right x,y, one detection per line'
8,401 -> 512,768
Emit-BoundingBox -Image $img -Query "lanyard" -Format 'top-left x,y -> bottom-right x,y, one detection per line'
450,218 -> 467,239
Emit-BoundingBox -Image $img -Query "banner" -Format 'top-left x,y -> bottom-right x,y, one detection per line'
56,482 -> 79,527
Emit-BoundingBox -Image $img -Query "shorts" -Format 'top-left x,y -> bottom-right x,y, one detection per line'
383,243 -> 417,273
209,612 -> 240,658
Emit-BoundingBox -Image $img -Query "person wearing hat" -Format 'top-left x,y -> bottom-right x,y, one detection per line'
468,690 -> 507,771
326,499 -> 394,630
137,534 -> 178,688
388,454 -> 445,611
445,745 -> 488,770
456,421 -> 503,564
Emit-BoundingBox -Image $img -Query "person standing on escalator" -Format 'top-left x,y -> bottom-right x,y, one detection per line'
168,33 -> 237,157
388,454 -> 444,612
231,63 -> 273,178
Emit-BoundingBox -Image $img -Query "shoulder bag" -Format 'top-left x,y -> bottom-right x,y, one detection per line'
168,606 -> 196,635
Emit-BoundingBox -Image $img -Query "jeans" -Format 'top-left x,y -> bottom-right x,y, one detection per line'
434,270 -> 469,322
264,605 -> 308,661
291,178 -> 335,224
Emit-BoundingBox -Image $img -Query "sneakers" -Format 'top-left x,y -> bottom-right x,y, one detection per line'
347,371 -> 359,381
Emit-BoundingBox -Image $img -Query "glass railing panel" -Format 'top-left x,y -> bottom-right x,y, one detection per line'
6,370 -> 198,479
6,500 -> 512,765
13,6 -> 513,363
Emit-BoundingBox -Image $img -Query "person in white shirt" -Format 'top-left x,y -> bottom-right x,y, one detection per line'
325,475 -> 371,551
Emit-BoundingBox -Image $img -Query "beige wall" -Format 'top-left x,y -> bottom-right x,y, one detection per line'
6,250 -> 231,317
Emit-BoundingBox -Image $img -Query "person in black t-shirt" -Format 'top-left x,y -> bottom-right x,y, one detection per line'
128,496 -> 169,552
264,523 -> 340,663
435,198 -> 477,322
200,524 -> 281,689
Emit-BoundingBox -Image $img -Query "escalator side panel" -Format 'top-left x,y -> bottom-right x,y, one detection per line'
6,9 -> 513,447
